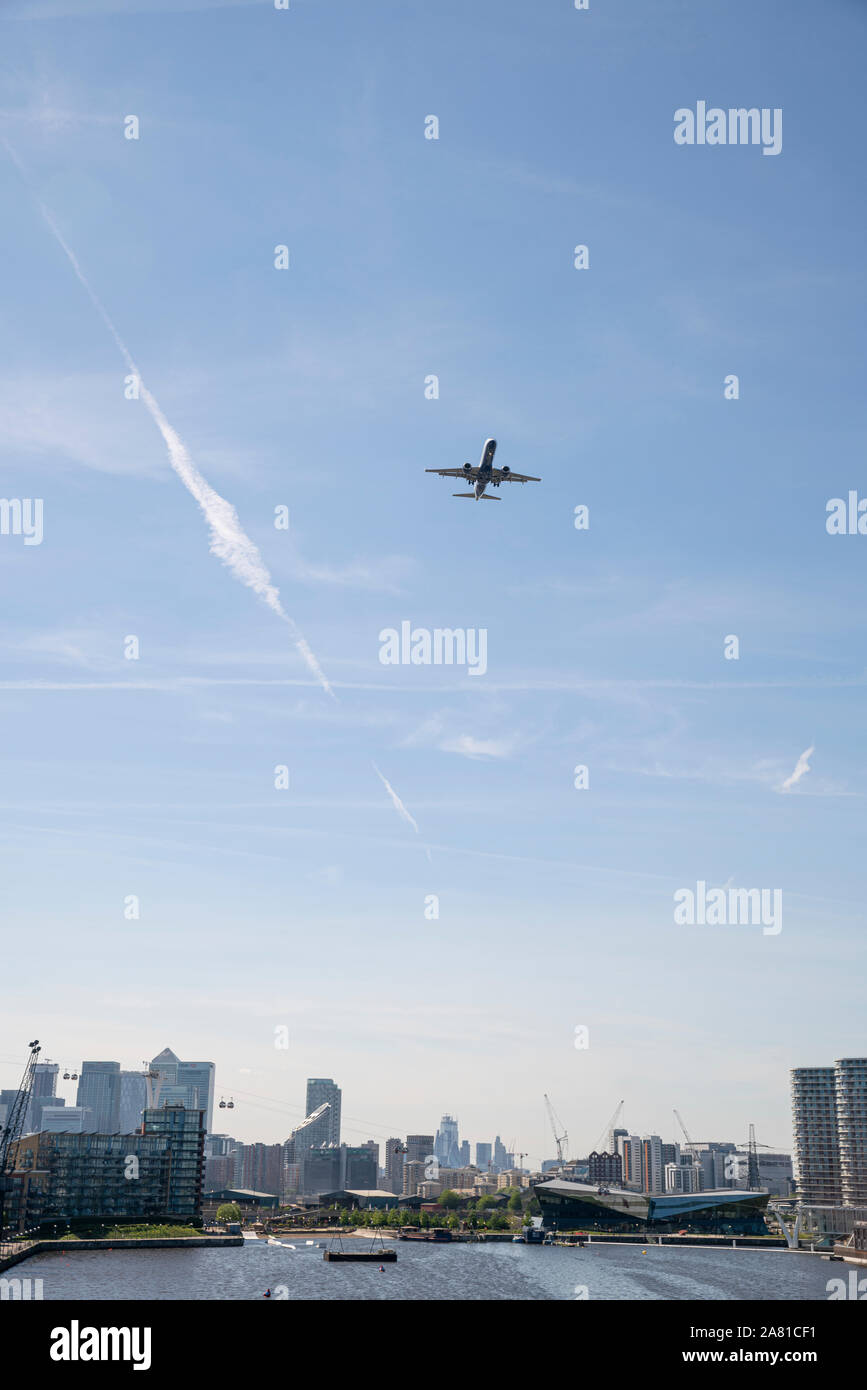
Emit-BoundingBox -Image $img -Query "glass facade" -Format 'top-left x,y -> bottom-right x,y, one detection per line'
536,1180 -> 770,1236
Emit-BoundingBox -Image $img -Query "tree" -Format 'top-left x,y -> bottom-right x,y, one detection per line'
507,1188 -> 523,1213
438,1190 -> 461,1210
216,1203 -> 241,1225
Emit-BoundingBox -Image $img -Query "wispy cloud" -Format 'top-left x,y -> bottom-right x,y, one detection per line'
781,745 -> 815,793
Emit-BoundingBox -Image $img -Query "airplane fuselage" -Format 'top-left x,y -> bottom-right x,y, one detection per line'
472,437 -> 497,497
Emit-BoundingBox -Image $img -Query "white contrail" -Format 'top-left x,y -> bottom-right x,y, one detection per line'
3,138 -> 333,698
3,141 -> 433,843
781,745 -> 814,792
372,762 -> 419,834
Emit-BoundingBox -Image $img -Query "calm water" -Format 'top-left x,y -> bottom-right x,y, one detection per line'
24,1240 -> 835,1301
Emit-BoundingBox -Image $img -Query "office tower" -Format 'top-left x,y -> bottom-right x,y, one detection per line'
661,1142 -> 680,1167
640,1136 -> 664,1193
362,1139 -> 379,1175
757,1152 -> 795,1197
475,1142 -> 492,1171
835,1057 -> 867,1205
458,1140 -> 470,1167
434,1115 -> 461,1168
305,1079 -> 341,1146
384,1138 -> 404,1195
292,1104 -> 333,1155
791,1066 -> 842,1204
119,1071 -> 148,1133
665,1161 -> 699,1193
25,1061 -> 59,1133
405,1135 -> 435,1166
340,1145 -> 377,1191
492,1136 -> 508,1171
150,1049 -> 216,1132
76,1062 -> 121,1133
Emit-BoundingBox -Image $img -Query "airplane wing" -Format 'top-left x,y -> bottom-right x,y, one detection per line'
492,468 -> 541,483
425,467 -> 479,479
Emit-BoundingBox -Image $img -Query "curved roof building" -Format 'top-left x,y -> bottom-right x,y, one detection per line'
535,1179 -> 770,1236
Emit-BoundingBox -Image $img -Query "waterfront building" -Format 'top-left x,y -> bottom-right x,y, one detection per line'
7,1105 -> 205,1232
791,1066 -> 842,1203
150,1048 -> 216,1133
119,1071 -> 148,1133
535,1179 -> 770,1235
76,1062 -> 121,1133
305,1079 -> 341,1146
836,1057 -> 867,1206
302,1143 -> 377,1195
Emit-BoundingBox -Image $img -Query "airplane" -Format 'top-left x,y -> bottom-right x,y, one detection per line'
425,438 -> 540,500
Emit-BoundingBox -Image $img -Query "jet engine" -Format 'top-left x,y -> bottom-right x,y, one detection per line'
500,465 -> 511,476
463,461 -> 472,472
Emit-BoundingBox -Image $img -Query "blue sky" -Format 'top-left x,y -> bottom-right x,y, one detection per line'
0,0 -> 865,1164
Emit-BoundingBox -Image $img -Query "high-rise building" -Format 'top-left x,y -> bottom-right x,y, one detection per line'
25,1062 -> 59,1134
75,1062 -> 121,1133
791,1066 -> 842,1204
384,1138 -> 404,1195
362,1139 -> 379,1176
458,1140 -> 470,1167
434,1115 -> 461,1168
235,1142 -> 284,1196
641,1136 -> 664,1194
119,1072 -> 147,1133
619,1135 -> 643,1190
150,1049 -> 216,1132
609,1126 -> 628,1156
836,1058 -> 867,1206
492,1136 -> 508,1171
475,1142 -> 492,1171
305,1080 -> 341,1147
405,1135 -> 435,1166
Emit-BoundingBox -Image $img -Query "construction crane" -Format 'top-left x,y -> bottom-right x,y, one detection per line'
594,1099 -> 624,1155
0,1039 -> 42,1238
543,1094 -> 568,1165
673,1108 -> 702,1171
